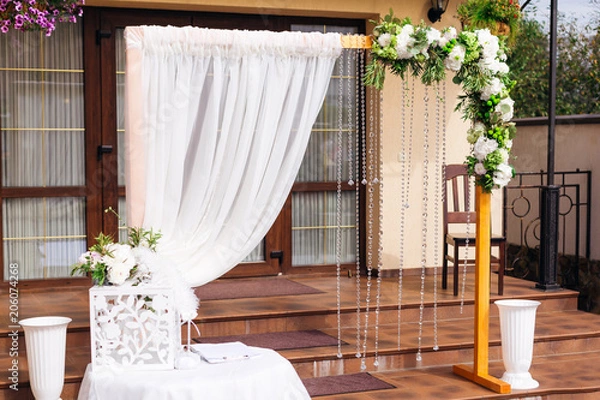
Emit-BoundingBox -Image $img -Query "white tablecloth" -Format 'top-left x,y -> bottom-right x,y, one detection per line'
77,347 -> 310,400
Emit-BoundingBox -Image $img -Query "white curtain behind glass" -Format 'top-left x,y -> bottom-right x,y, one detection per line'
125,26 -> 342,286
0,24 -> 86,280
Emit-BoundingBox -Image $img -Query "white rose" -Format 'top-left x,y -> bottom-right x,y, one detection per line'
474,162 -> 487,175
467,122 -> 486,144
377,33 -> 392,48
495,97 -> 515,121
444,44 -> 465,71
107,263 -> 131,286
473,136 -> 499,161
493,163 -> 514,187
480,78 -> 504,100
505,139 -> 513,149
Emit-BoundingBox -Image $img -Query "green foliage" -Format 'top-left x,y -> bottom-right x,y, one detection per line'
457,0 -> 522,44
507,16 -> 600,117
365,10 -> 517,192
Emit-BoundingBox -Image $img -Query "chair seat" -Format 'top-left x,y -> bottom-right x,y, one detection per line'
446,232 -> 505,244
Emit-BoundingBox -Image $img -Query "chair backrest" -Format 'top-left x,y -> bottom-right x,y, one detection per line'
443,164 -> 476,233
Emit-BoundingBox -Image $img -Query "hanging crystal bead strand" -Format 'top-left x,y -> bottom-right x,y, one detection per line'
416,85 -> 430,364
355,48 -> 367,360
335,50 -> 345,359
460,174 -> 472,312
372,89 -> 385,368
360,84 -> 376,372
431,83 -> 444,352
397,78 -> 415,350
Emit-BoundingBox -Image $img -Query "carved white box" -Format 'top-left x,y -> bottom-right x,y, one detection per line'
89,286 -> 181,371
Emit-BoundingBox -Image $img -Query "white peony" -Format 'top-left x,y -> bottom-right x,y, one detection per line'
426,27 -> 441,45
495,97 -> 515,121
377,33 -> 392,48
480,78 -> 504,100
474,162 -> 487,175
467,122 -> 486,144
444,44 -> 466,71
473,136 -> 499,161
493,163 -> 514,187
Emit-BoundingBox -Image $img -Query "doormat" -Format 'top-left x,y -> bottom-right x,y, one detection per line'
194,278 -> 322,300
194,330 -> 344,351
302,373 -> 395,397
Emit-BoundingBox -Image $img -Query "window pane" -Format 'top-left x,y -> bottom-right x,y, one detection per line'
292,191 -> 356,266
3,197 -> 86,280
117,28 -> 126,186
0,24 -> 84,187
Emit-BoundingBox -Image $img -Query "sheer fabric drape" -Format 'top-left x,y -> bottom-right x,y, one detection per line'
125,26 -> 341,286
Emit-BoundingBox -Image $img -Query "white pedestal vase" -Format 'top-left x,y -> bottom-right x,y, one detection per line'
20,316 -> 71,400
494,299 -> 541,390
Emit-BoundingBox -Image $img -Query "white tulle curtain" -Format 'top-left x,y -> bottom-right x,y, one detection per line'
124,26 -> 341,287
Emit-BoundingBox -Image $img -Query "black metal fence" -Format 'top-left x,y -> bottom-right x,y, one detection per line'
503,170 -> 592,294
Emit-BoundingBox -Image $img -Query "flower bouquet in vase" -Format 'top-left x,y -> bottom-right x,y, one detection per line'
72,209 -> 198,371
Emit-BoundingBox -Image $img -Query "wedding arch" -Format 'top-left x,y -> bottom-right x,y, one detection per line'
124,15 -> 516,394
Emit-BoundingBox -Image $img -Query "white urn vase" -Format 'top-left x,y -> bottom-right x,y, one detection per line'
20,316 -> 71,400
494,299 -> 541,390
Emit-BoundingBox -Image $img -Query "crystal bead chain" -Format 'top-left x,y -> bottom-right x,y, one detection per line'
355,49 -> 366,359
432,83 -> 443,352
397,78 -> 415,349
360,84 -> 376,372
373,89 -> 384,368
460,175 -> 472,312
335,51 -> 345,359
347,45 -> 355,187
416,85 -> 430,364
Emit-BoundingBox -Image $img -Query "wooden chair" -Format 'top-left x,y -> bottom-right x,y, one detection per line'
441,164 -> 506,296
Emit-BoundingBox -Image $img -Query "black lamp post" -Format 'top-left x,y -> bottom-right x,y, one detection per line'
428,0 -> 450,23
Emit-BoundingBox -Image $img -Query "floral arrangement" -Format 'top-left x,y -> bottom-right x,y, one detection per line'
457,0 -> 522,43
72,208 -> 199,321
0,0 -> 84,36
71,225 -> 162,287
364,10 -> 517,192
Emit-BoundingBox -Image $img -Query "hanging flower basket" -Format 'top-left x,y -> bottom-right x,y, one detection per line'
0,0 -> 84,36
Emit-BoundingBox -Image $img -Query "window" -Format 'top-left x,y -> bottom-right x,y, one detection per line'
0,9 -> 366,284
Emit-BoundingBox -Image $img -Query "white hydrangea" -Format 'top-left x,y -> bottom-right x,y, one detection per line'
473,136 -> 499,161
480,58 -> 509,75
493,163 -> 514,187
476,29 -> 500,60
497,148 -> 509,163
467,122 -> 486,144
495,97 -> 515,121
377,33 -> 392,48
396,25 -> 415,59
444,43 -> 466,71
480,77 -> 504,100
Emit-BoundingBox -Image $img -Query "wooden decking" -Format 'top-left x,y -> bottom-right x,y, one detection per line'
2,272 -> 600,399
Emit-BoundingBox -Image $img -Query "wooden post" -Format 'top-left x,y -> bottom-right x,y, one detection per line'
452,186 -> 511,394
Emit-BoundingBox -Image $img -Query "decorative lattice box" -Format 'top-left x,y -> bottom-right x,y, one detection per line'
89,286 -> 181,371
